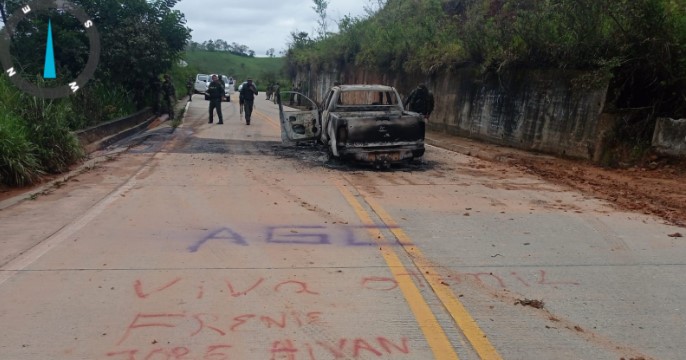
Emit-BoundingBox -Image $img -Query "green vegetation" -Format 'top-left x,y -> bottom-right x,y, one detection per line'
0,0 -> 190,187
284,0 -> 686,163
184,51 -> 287,91
0,76 -> 82,185
287,0 -> 686,120
169,60 -> 201,99
0,109 -> 42,186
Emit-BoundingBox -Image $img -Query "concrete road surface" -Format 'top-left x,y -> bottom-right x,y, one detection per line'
1,94 -> 685,360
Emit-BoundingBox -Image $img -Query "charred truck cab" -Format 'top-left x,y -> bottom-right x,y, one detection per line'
277,84 -> 426,166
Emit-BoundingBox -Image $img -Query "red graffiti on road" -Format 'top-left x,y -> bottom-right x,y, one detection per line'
116,311 -> 325,346
132,278 -> 320,300
107,337 -> 411,360
361,269 -> 579,291
107,344 -> 232,360
270,337 -> 411,359
130,270 -> 578,304
134,277 -> 182,299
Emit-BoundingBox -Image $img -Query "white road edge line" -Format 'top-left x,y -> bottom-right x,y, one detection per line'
0,167 -> 144,286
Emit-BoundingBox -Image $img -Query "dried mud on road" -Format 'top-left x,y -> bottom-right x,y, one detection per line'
504,154 -> 686,227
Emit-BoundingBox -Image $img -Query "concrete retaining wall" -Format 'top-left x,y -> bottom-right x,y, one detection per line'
653,118 -> 686,156
431,69 -> 607,159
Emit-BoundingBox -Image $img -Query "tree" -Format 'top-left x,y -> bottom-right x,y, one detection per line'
266,48 -> 275,57
214,39 -> 228,51
85,0 -> 191,93
312,0 -> 329,39
289,31 -> 313,50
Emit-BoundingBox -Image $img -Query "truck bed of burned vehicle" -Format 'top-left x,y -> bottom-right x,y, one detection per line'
327,106 -> 425,163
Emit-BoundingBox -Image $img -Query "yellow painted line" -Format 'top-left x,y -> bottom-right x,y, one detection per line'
336,183 -> 460,360
253,108 -> 280,130
360,194 -> 503,360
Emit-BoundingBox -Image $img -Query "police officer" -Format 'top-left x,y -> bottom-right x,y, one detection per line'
207,74 -> 224,124
239,78 -> 258,125
161,74 -> 176,120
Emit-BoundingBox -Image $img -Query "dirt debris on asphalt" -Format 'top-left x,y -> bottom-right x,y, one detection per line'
507,155 -> 686,227
514,298 -> 545,309
425,132 -> 686,227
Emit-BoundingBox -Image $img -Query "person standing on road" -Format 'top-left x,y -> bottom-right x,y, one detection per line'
207,74 -> 225,124
405,84 -> 435,119
161,74 -> 176,120
186,77 -> 194,102
239,78 -> 258,125
266,83 -> 273,101
272,82 -> 280,104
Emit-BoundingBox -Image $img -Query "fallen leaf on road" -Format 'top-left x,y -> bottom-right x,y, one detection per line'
668,233 -> 683,238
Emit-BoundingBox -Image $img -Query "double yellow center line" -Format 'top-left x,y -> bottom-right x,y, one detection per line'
336,181 -> 502,360
257,105 -> 500,358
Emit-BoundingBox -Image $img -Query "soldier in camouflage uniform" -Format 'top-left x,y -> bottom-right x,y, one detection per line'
186,77 -> 194,101
161,74 -> 176,120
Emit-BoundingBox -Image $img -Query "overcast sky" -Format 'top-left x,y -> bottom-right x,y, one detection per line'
173,0 -> 375,57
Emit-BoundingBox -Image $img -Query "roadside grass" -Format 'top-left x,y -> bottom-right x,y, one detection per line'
68,81 -> 135,130
1,76 -> 83,186
0,111 -> 43,186
169,60 -> 201,99
20,95 -> 84,174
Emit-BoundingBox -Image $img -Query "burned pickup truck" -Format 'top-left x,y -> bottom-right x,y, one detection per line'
278,84 -> 425,165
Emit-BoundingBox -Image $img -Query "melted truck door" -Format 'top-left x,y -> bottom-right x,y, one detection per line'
277,91 -> 321,143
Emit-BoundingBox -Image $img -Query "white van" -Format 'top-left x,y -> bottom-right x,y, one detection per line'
194,74 -> 209,94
